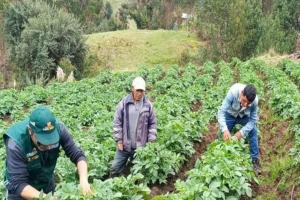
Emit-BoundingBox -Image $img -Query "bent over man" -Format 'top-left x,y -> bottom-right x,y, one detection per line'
218,83 -> 261,175
4,106 -> 91,199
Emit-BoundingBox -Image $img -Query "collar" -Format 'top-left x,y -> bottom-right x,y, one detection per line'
126,93 -> 145,104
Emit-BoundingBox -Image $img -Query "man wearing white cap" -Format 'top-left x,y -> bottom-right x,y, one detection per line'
110,77 -> 157,177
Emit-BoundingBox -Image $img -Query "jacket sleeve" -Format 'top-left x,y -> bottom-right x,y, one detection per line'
59,123 -> 86,164
147,103 -> 157,142
4,138 -> 30,196
240,101 -> 258,138
217,89 -> 234,133
113,100 -> 124,144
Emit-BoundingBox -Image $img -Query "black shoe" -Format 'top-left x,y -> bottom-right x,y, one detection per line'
252,159 -> 262,175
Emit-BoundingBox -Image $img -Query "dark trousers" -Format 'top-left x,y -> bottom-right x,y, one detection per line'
110,149 -> 135,177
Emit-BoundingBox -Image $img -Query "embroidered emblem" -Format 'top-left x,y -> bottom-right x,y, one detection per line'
43,122 -> 54,131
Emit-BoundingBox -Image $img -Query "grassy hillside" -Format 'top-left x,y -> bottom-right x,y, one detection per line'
85,30 -> 201,74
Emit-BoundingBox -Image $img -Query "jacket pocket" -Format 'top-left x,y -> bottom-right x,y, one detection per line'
27,158 -> 42,173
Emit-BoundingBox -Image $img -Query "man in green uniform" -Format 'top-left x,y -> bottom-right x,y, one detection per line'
4,106 -> 92,199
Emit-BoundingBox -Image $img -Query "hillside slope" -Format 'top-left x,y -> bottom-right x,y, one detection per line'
85,30 -> 201,74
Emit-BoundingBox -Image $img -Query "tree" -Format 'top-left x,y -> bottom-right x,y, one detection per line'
125,0 -> 196,30
196,0 -> 263,61
45,0 -> 117,33
241,0 -> 263,58
197,0 -> 244,60
4,0 -> 86,86
105,2 -> 113,19
116,4 -> 130,30
257,0 -> 298,54
272,0 -> 298,52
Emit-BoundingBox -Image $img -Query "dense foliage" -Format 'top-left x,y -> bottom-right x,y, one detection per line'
4,0 -> 86,86
278,59 -> 300,86
45,0 -> 118,33
196,0 -> 299,62
173,140 -> 256,199
119,0 -> 196,29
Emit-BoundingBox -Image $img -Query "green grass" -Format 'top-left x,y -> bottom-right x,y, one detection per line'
256,49 -> 288,67
255,156 -> 296,200
85,29 -> 201,75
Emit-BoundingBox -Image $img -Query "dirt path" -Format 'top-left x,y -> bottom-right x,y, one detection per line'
150,123 -> 218,196
252,106 -> 292,198
249,69 -> 300,199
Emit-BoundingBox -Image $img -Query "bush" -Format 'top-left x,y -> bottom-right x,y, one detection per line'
45,0 -> 117,34
196,0 -> 263,62
196,0 -> 298,62
257,14 -> 297,54
131,143 -> 184,184
4,0 -> 86,86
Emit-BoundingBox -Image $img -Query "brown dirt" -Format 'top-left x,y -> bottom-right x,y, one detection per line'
248,105 -> 296,199
296,33 -> 300,52
276,171 -> 300,200
288,51 -> 300,60
191,100 -> 202,112
242,67 -> 300,199
149,123 -> 218,196
288,33 -> 300,60
0,114 -> 12,124
290,185 -> 300,200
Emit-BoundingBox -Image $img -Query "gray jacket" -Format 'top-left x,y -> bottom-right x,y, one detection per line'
113,94 -> 157,151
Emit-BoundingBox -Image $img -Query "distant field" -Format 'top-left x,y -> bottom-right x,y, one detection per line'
85,30 -> 201,74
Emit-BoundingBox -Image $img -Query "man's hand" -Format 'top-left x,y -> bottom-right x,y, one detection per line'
77,160 -> 92,196
79,180 -> 92,196
117,143 -> 123,151
223,130 -> 231,141
234,131 -> 243,140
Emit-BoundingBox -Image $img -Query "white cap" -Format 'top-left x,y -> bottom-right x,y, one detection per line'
132,77 -> 146,91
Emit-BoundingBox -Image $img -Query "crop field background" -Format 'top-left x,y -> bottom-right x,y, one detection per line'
0,59 -> 299,199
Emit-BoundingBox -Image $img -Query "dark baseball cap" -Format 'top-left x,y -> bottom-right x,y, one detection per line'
29,107 -> 59,145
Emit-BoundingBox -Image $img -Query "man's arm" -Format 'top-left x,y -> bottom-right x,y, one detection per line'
59,123 -> 91,195
113,100 -> 124,144
147,103 -> 157,142
20,185 -> 41,199
240,101 -> 258,138
77,160 -> 91,195
59,124 -> 86,164
5,138 -> 41,199
217,90 -> 234,133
